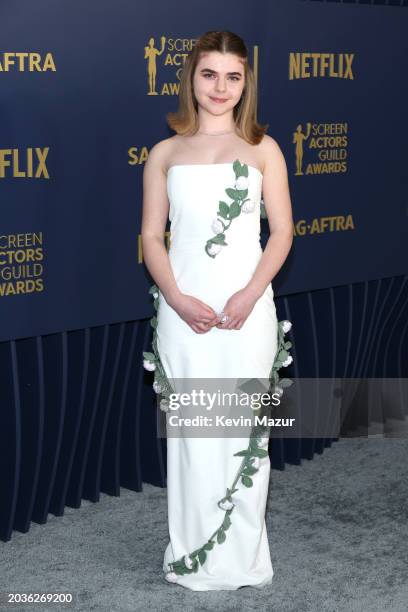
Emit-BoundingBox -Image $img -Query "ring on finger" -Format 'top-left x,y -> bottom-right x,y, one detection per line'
219,311 -> 230,324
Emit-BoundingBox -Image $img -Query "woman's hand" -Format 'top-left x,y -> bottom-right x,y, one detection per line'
171,293 -> 221,334
216,287 -> 259,330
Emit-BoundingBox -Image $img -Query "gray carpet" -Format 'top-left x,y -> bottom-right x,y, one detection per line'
1,437 -> 407,612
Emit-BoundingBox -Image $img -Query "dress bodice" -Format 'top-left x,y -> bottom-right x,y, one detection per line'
166,161 -> 263,261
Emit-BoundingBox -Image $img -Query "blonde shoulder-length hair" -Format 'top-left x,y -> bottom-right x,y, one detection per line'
166,30 -> 268,145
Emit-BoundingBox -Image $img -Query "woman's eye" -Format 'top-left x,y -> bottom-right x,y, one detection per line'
203,74 -> 240,81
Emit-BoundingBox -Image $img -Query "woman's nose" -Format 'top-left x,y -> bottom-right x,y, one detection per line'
215,78 -> 226,92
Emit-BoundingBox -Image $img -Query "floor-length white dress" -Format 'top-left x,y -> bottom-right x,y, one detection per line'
152,159 -> 279,590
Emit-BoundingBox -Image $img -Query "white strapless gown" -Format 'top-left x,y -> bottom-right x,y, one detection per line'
154,160 -> 278,590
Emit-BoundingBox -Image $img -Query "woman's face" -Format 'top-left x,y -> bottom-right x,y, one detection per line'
192,51 -> 246,116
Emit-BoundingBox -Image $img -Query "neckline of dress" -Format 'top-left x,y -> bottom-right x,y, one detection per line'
167,162 -> 263,178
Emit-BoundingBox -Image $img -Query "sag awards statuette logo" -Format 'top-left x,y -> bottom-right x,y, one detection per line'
0,52 -> 56,72
293,122 -> 348,176
144,36 -> 196,95
0,233 -> 44,297
0,148 -> 50,178
289,53 -> 354,80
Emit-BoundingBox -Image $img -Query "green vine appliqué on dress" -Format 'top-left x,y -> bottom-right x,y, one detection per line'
205,159 -> 256,258
142,284 -> 175,408
143,285 -> 294,582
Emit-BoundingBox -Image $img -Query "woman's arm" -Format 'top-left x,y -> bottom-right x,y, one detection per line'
244,135 -> 294,299
216,135 -> 294,330
141,141 -> 182,308
141,141 -> 220,333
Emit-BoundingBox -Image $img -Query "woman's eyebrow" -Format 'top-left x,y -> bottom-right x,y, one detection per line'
199,68 -> 242,76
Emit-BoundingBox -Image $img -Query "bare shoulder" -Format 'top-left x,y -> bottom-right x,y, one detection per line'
144,135 -> 178,177
260,134 -> 286,164
259,134 -> 288,177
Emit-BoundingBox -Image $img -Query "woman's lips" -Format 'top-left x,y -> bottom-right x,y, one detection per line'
210,96 -> 228,103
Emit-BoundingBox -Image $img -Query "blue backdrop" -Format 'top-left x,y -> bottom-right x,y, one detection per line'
1,0 -> 407,341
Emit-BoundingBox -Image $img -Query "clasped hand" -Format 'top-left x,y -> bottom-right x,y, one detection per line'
174,288 -> 258,334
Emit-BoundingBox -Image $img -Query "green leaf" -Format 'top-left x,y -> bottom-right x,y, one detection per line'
204,541 -> 215,551
219,201 -> 229,218
279,378 -> 293,388
176,560 -> 191,572
225,187 -> 239,200
217,529 -> 226,544
229,202 -> 241,219
252,448 -> 269,457
143,351 -> 155,361
278,349 -> 288,361
223,514 -> 232,530
150,317 -> 157,329
171,560 -> 183,569
233,159 -> 242,176
211,233 -> 228,245
243,465 -> 258,475
241,475 -> 253,487
198,549 -> 207,564
233,449 -> 248,457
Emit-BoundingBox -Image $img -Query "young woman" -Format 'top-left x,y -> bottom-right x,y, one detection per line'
141,30 -> 293,591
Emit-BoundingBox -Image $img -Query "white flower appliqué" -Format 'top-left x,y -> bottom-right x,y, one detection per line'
241,199 -> 255,213
258,435 -> 270,448
153,380 -> 163,393
211,218 -> 224,234
218,499 -> 235,511
207,243 -> 222,257
282,320 -> 292,333
143,359 -> 156,372
160,398 -> 170,412
165,571 -> 179,583
234,175 -> 249,191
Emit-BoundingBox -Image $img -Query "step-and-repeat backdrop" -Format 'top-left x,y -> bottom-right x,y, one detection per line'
1,0 -> 407,341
